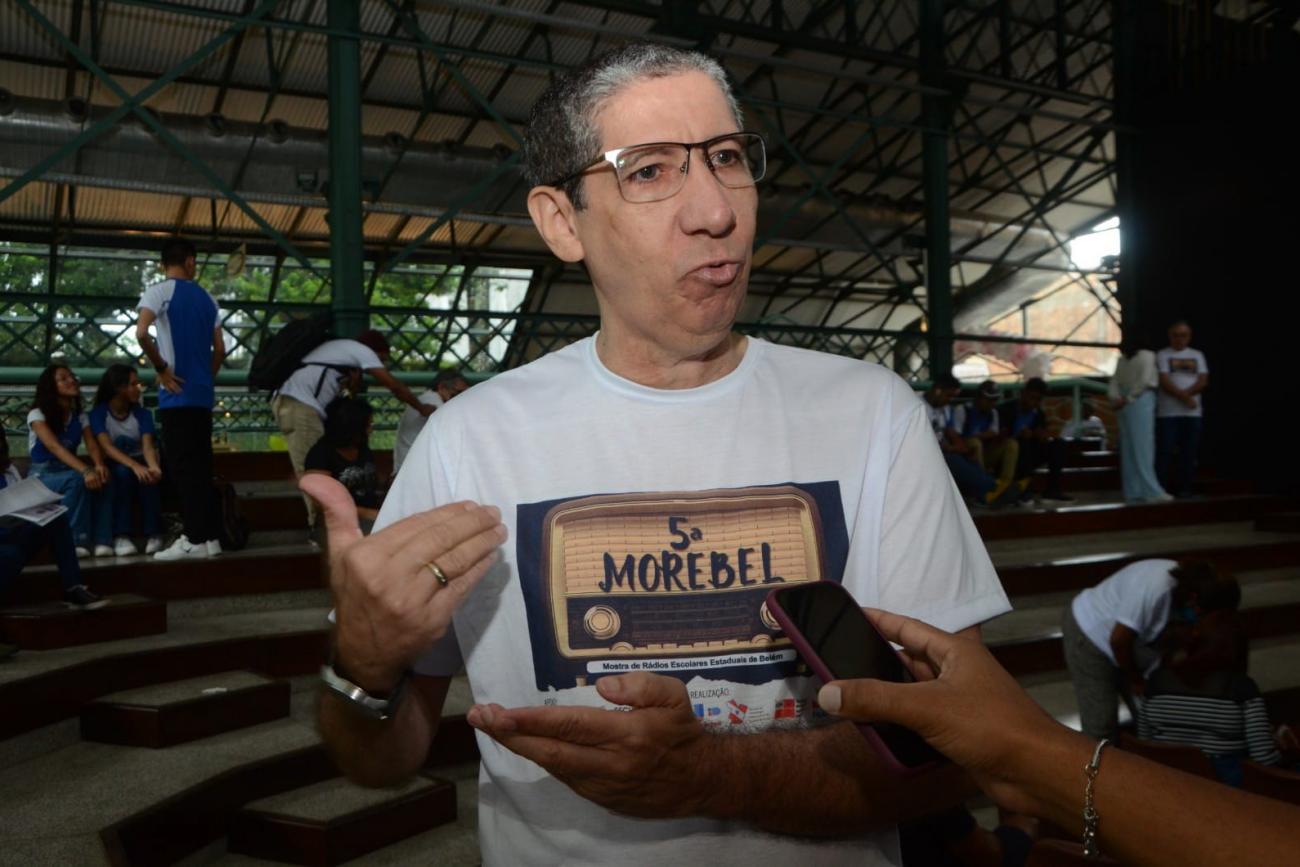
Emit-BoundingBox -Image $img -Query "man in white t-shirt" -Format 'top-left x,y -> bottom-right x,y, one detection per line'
271,330 -> 433,530
391,369 -> 470,477
1062,559 -> 1221,739
1155,321 -> 1209,497
307,44 -> 1009,866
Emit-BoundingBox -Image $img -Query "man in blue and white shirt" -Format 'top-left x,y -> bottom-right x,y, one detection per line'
136,237 -> 226,559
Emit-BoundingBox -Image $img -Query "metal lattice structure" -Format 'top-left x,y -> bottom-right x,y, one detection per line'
14,0 -> 1269,384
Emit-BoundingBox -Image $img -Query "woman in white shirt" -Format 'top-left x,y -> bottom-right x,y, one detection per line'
1109,340 -> 1171,503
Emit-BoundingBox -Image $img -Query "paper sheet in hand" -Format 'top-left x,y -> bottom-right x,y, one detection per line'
0,477 -> 69,526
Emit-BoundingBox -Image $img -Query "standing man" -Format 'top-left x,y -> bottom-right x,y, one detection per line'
391,368 -> 470,477
136,237 -> 225,560
309,44 -> 1009,865
271,330 -> 433,532
1156,320 -> 1208,497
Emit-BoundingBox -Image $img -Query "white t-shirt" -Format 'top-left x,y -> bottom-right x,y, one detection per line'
1109,351 -> 1158,403
275,339 -> 384,418
1071,559 -> 1177,671
381,336 -> 1010,866
1155,347 -> 1208,418
391,389 -> 443,475
923,399 -> 959,443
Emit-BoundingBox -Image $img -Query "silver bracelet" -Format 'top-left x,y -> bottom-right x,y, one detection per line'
1082,737 -> 1109,858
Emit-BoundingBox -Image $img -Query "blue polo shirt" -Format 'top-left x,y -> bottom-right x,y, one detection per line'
138,278 -> 221,410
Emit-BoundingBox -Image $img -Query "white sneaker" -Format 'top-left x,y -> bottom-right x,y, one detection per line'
113,536 -> 137,557
144,536 -> 163,554
205,539 -> 223,557
93,544 -> 114,558
154,536 -> 207,561
75,546 -> 92,558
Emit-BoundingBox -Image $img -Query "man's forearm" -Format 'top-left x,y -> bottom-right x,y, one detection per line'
694,720 -> 977,836
318,685 -> 440,788
138,333 -> 166,370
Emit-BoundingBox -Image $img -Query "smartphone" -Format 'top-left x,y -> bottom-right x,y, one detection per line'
766,582 -> 944,774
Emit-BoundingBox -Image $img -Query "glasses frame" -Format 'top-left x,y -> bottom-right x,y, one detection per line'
547,131 -> 766,203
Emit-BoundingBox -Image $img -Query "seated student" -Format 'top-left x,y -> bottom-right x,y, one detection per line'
26,364 -> 112,556
963,379 -> 1020,493
0,436 -> 106,611
89,364 -> 164,556
924,374 -> 1017,507
1139,587 -> 1282,787
304,397 -> 382,535
996,377 -> 1071,502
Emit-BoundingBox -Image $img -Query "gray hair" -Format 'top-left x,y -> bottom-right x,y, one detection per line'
522,43 -> 743,209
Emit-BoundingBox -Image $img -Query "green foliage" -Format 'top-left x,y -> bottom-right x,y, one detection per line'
0,245 -> 527,373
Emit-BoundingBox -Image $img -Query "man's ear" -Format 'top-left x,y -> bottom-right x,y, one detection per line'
527,186 -> 585,263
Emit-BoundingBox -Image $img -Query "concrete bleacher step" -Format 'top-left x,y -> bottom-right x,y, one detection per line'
1075,449 -> 1118,468
0,593 -> 166,650
98,709 -> 476,867
210,762 -> 482,867
986,521 -> 1300,596
974,494 -> 1290,541
1030,465 -> 1118,492
9,541 -> 323,605
243,492 -> 310,533
987,569 -> 1300,678
81,671 -> 290,749
0,605 -> 329,740
215,450 -> 394,483
229,774 -> 457,866
1257,512 -> 1300,533
0,717 -> 325,867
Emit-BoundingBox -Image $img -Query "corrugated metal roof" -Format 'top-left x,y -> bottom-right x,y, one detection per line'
0,59 -> 66,100
0,179 -> 58,223
96,3 -> 233,82
3,0 -> 73,60
0,0 -> 1118,334
76,186 -> 185,228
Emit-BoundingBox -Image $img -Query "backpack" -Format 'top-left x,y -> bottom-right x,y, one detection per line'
247,312 -> 335,392
212,475 -> 249,551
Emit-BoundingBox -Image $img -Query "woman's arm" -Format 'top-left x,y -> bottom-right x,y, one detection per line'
96,430 -> 150,476
81,426 -> 109,488
140,432 -> 163,482
822,610 -> 1300,867
31,419 -> 93,475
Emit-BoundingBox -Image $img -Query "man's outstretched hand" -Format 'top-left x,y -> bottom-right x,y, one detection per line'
301,474 -> 507,693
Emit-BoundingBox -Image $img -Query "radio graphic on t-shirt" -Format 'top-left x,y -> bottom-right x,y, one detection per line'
1168,357 -> 1199,374
516,482 -> 849,690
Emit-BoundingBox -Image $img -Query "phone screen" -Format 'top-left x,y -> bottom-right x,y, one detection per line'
770,582 -> 942,769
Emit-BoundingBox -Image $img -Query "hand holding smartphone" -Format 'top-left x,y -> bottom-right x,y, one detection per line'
766,582 -> 944,774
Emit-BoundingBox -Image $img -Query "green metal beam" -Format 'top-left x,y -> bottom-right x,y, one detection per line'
12,0 -> 326,279
327,0 -> 367,338
0,0 -> 282,210
921,0 -> 954,378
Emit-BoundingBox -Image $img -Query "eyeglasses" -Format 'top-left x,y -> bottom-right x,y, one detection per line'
549,132 -> 766,204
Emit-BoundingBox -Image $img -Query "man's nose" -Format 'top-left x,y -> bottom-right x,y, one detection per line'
676,148 -> 738,237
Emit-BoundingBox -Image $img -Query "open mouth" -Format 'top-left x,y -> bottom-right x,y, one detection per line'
688,260 -> 742,285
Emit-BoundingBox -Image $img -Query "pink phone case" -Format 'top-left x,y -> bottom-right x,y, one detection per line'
765,583 -> 937,777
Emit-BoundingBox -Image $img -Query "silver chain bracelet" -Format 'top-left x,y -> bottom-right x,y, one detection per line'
1082,738 -> 1109,858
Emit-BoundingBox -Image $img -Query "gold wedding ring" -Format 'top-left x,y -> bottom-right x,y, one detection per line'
424,561 -> 449,586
